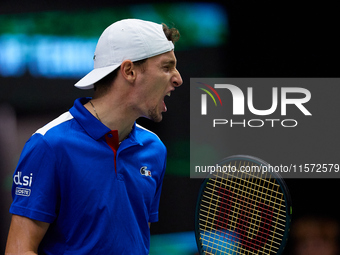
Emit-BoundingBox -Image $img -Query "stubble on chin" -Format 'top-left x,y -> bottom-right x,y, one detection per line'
148,106 -> 162,123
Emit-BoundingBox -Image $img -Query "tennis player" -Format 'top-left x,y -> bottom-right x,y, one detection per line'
5,19 -> 182,254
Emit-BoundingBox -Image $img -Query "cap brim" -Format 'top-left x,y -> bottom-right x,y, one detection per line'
74,64 -> 120,89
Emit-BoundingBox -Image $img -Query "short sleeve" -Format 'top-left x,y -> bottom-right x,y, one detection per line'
9,134 -> 60,223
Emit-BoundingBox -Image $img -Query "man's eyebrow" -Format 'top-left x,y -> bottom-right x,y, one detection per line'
162,59 -> 176,66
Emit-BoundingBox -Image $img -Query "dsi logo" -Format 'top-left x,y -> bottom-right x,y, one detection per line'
15,187 -> 31,197
13,171 -> 33,197
13,171 -> 33,187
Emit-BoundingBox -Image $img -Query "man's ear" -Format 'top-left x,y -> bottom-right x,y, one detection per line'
120,60 -> 136,83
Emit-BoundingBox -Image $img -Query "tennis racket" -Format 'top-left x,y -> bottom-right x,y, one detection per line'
195,155 -> 292,255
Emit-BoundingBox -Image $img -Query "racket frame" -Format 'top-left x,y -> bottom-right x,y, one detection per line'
194,155 -> 292,255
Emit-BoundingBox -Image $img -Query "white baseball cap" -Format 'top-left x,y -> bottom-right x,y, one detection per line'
74,19 -> 174,89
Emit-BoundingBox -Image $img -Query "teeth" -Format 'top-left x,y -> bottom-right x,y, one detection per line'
166,92 -> 171,97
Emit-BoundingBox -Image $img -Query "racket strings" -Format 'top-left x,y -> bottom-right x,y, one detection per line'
198,214 -> 284,249
213,169 -> 285,203
199,192 -> 286,244
198,160 -> 288,255
199,198 -> 285,254
206,173 -> 287,221
203,185 -> 286,222
200,201 -> 286,238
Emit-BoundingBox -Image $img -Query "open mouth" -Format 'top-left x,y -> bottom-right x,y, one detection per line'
162,91 -> 171,112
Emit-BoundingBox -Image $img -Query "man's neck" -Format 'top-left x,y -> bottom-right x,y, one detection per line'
84,97 -> 136,143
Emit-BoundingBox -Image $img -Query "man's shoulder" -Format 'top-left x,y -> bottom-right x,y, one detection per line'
135,124 -> 165,148
28,111 -> 76,150
34,111 -> 74,137
135,124 -> 159,139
